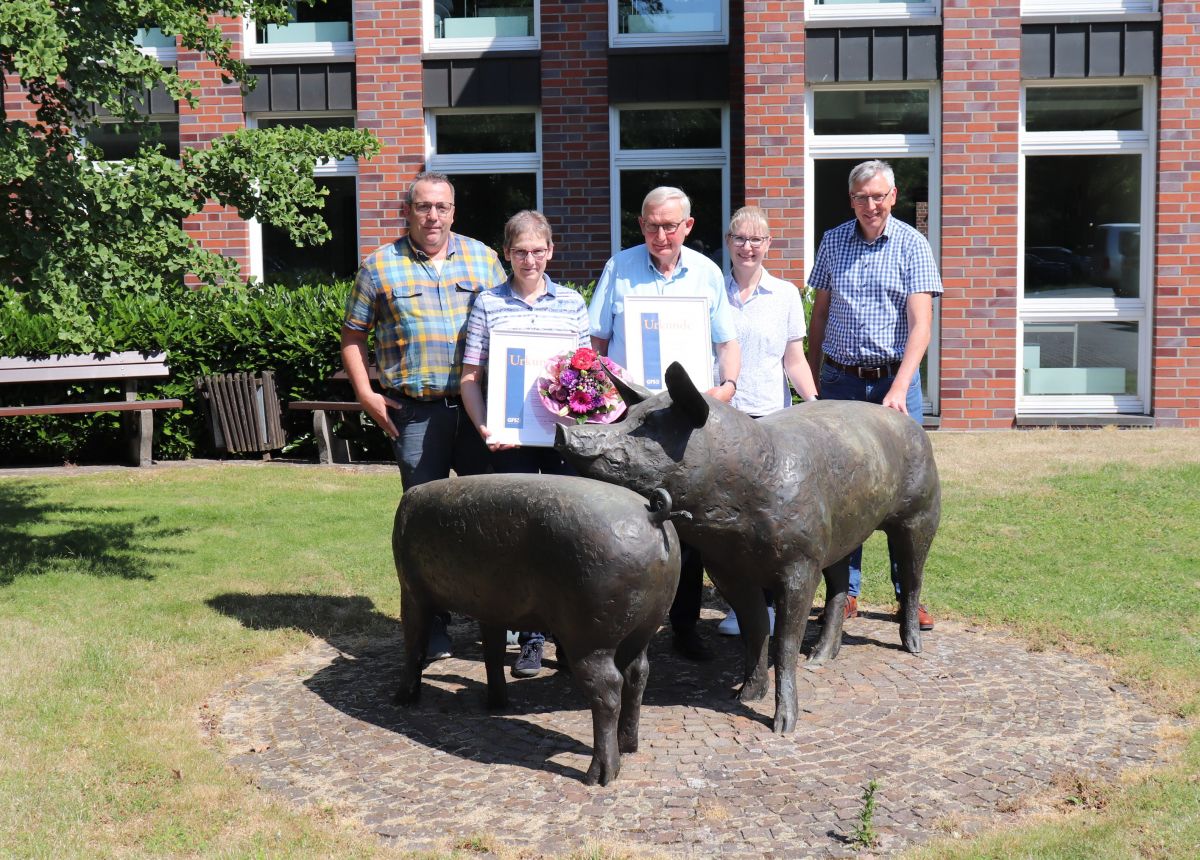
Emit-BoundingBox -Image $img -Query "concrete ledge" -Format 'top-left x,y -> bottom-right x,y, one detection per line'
1015,414 -> 1156,428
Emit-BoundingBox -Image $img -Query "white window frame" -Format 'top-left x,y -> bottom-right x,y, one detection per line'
1017,78 -> 1155,416
609,103 -> 730,260
609,1 -> 729,48
423,1 -> 541,55
1021,0 -> 1157,20
245,112 -> 359,281
242,3 -> 354,63
425,107 -> 543,208
805,81 -> 942,415
805,0 -> 940,29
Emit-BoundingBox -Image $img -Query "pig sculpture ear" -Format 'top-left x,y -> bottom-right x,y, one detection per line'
610,369 -> 652,406
664,361 -> 709,428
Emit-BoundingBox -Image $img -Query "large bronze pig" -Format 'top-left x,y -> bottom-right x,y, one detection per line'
392,473 -> 682,785
554,362 -> 940,734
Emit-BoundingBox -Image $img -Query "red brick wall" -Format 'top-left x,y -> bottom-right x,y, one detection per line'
3,73 -> 39,123
179,18 -> 250,281
355,1 -> 425,257
938,0 -> 1022,429
741,1 -> 806,286
1153,1 -> 1200,426
540,2 -> 611,284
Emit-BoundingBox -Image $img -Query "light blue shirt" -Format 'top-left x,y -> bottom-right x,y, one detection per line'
726,270 -> 807,417
807,216 -> 943,366
463,277 -> 590,366
588,243 -> 737,370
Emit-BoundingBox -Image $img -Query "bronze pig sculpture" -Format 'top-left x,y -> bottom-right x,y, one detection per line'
392,473 -> 682,785
554,362 -> 940,734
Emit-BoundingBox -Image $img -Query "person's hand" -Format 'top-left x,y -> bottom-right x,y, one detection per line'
882,383 -> 909,414
706,380 -> 736,403
361,390 -> 401,438
478,425 -> 518,451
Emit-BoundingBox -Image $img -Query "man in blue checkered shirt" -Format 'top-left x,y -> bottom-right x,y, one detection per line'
805,159 -> 943,632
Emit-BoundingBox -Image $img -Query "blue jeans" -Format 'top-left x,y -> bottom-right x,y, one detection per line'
818,362 -> 923,598
387,395 -> 491,491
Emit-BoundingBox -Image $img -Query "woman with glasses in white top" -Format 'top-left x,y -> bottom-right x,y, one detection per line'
716,206 -> 820,637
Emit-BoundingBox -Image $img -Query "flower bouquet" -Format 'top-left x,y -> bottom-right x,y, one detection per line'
536,347 -> 628,425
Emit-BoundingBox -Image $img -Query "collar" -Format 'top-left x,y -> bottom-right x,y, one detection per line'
403,233 -> 459,261
500,275 -> 558,299
854,216 -> 893,246
726,270 -> 775,304
643,245 -> 686,281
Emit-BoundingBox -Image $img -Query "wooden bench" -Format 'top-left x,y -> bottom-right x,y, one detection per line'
0,351 -> 184,466
288,366 -> 378,464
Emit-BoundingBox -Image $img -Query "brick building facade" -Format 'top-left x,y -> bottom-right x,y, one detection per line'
10,1 -> 1197,428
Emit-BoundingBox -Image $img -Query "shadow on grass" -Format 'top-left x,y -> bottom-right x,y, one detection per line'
0,481 -> 186,585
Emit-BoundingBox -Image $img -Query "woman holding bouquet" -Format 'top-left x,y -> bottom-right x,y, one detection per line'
460,210 -> 591,678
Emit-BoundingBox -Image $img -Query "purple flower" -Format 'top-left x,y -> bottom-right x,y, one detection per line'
560,367 -> 580,388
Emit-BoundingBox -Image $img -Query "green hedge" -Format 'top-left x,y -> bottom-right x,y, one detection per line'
0,282 -> 381,464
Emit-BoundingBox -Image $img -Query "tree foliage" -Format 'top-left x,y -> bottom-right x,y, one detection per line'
0,1 -> 379,323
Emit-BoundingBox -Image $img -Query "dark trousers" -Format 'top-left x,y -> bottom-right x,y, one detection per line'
669,544 -> 705,633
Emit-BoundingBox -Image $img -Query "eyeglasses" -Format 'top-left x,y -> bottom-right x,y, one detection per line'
641,220 -> 685,236
850,190 -> 893,206
410,201 -> 454,216
510,248 -> 549,261
729,235 -> 768,248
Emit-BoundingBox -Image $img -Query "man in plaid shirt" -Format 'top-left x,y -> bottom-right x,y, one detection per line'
805,159 -> 942,632
341,171 -> 507,659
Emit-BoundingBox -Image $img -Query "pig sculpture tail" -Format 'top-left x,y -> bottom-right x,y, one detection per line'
646,488 -> 692,526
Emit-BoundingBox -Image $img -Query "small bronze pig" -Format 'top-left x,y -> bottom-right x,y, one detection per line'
392,473 -> 682,785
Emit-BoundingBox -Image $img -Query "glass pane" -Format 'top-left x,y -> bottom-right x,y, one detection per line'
1026,86 -> 1142,132
435,0 -> 534,38
264,177 -> 359,285
813,157 -> 929,246
257,116 -> 356,131
813,89 -> 929,135
90,120 -> 180,160
619,108 -> 722,150
617,1 -> 722,34
1023,322 -> 1138,396
259,0 -> 352,43
134,27 -> 175,49
618,169 -> 724,268
1024,154 -> 1141,298
436,113 -> 536,154
445,173 -> 537,259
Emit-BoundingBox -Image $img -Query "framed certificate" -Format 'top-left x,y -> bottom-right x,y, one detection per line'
484,329 -> 581,448
622,294 -> 714,392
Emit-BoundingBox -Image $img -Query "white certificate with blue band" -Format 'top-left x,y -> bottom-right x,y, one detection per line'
485,329 -> 581,448
621,294 -> 714,393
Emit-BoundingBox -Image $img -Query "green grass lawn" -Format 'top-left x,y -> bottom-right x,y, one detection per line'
1,431 -> 1198,858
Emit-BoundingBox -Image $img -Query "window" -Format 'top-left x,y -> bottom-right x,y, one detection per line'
134,27 -> 177,62
1022,0 -> 1156,18
426,109 -> 541,255
425,1 -> 539,53
806,0 -> 940,26
88,118 -> 181,161
611,1 -> 727,46
246,114 -> 360,284
611,105 -> 729,267
807,84 -> 941,415
1019,81 -> 1154,415
245,0 -> 353,60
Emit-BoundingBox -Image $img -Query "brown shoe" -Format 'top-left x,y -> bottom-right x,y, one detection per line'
895,603 -> 935,631
818,595 -> 858,624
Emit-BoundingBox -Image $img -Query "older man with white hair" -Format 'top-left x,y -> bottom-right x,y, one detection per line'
589,185 -> 741,661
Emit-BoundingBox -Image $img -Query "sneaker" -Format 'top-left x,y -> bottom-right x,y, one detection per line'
512,638 -> 544,678
717,609 -> 741,636
426,616 -> 452,661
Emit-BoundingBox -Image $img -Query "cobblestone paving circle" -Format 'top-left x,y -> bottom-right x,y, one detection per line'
212,610 -> 1173,859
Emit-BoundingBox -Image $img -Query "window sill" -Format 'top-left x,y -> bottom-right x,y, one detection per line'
1014,413 -> 1155,427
